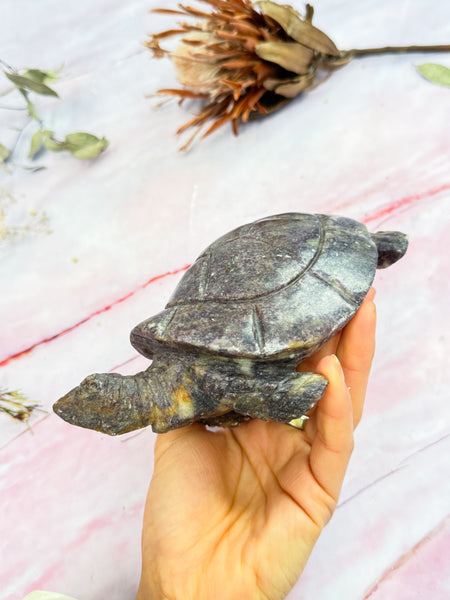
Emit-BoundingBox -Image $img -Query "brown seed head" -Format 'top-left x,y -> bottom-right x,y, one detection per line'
147,0 -> 346,148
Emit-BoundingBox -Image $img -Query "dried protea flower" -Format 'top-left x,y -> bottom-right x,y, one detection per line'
147,0 -> 450,148
147,0 -> 345,146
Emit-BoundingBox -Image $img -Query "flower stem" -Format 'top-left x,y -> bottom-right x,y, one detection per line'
345,44 -> 450,59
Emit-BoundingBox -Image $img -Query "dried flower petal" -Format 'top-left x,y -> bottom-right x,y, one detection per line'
263,70 -> 316,97
254,41 -> 313,74
173,32 -> 225,95
256,1 -> 339,56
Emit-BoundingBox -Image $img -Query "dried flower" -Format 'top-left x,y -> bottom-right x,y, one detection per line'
147,0 -> 346,147
147,0 -> 450,148
0,388 -> 43,426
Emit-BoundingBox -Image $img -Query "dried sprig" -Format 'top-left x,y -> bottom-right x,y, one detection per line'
0,61 -> 108,168
0,388 -> 44,426
147,0 -> 450,149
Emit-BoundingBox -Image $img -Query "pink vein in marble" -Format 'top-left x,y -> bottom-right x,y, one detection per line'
2,182 -> 444,371
0,415 -> 154,600
363,517 -> 450,600
362,182 -> 450,224
0,265 -> 189,367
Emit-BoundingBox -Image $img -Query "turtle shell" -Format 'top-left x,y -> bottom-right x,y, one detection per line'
131,213 -> 377,361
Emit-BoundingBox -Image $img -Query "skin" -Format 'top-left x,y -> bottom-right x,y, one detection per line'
136,288 -> 377,600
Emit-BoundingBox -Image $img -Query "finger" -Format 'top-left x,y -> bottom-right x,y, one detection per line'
365,286 -> 376,302
296,332 -> 342,373
336,290 -> 377,428
308,354 -> 354,502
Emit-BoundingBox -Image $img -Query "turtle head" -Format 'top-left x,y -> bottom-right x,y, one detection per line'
371,230 -> 408,269
53,355 -> 201,435
53,372 -> 153,435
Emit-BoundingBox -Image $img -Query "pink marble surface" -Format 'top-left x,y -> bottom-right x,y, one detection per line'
1,1 -> 449,599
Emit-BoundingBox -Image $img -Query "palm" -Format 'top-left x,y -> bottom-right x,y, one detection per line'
138,292 -> 376,600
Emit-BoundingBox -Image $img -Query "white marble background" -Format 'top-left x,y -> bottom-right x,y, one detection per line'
1,0 -> 449,599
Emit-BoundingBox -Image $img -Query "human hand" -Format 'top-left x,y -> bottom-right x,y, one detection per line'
136,289 -> 376,600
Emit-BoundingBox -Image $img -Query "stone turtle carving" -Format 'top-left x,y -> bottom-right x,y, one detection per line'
54,213 -> 408,434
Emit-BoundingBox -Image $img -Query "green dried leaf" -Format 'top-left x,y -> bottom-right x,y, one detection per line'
255,41 -> 313,74
22,69 -> 49,83
22,67 -> 62,85
64,132 -> 108,159
26,100 -> 40,121
417,63 -> 450,87
29,130 -> 44,158
0,143 -> 10,162
257,1 -> 339,56
43,130 -> 65,152
3,71 -> 59,97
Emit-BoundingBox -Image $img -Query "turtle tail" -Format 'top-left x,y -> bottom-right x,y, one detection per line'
53,371 -> 156,436
371,231 -> 409,269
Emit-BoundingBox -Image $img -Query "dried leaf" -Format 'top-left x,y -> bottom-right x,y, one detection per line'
256,1 -> 339,56
0,143 -> 10,162
255,41 -> 313,74
22,66 -> 62,85
29,130 -> 44,158
417,63 -> 450,87
3,71 -> 59,97
26,100 -> 40,121
43,130 -> 65,152
64,132 -> 108,159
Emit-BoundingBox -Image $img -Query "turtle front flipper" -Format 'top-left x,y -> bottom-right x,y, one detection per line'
232,371 -> 328,423
192,360 -> 328,425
